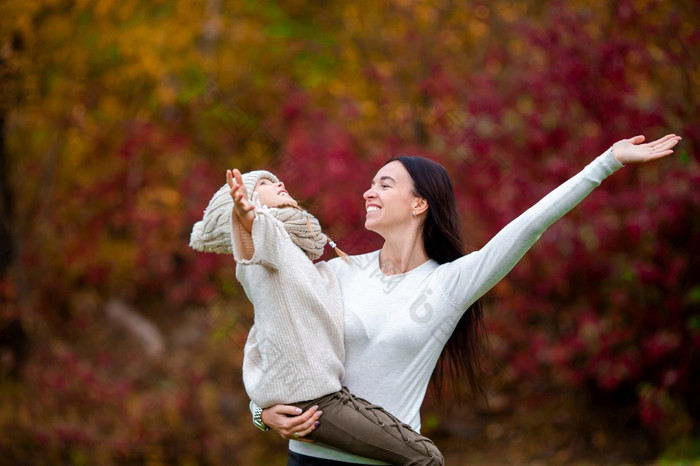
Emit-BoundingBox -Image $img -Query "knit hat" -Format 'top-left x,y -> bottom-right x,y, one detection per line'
241,170 -> 280,206
189,170 -> 278,255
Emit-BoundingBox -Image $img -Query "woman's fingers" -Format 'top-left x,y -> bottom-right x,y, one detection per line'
291,420 -> 320,443
628,135 -> 646,145
659,136 -> 681,150
293,407 -> 322,432
648,137 -> 681,161
647,135 -> 680,153
274,405 -> 305,417
646,133 -> 678,147
260,404 -> 322,441
283,406 -> 322,442
283,405 -> 318,430
262,404 -> 313,432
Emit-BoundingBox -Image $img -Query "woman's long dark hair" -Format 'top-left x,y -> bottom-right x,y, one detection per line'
391,155 -> 486,400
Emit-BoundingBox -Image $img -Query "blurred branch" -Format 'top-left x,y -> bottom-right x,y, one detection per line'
105,299 -> 165,359
201,0 -> 223,54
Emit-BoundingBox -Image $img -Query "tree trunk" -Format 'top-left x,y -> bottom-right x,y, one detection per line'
0,32 -> 27,379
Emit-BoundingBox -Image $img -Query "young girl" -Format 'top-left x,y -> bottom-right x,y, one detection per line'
190,168 -> 443,465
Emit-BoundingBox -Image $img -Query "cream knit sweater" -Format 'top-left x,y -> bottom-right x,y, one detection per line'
231,207 -> 344,408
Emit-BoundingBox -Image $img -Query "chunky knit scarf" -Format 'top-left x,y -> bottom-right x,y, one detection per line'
267,206 -> 327,260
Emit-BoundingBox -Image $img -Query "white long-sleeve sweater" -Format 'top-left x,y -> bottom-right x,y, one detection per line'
233,207 -> 344,408
290,149 -> 624,463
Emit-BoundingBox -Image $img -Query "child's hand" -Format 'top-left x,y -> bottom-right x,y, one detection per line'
227,169 -> 255,229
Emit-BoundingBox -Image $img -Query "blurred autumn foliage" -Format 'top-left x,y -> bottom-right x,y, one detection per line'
1,0 -> 699,464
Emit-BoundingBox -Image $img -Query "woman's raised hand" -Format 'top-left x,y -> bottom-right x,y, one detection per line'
261,404 -> 322,443
611,134 -> 682,165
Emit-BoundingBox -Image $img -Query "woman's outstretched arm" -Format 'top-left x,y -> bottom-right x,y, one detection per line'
436,133 -> 681,308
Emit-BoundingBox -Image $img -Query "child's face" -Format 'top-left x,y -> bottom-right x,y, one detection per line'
254,178 -> 298,207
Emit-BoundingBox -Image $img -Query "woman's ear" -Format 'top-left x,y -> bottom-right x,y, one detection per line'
413,197 -> 429,216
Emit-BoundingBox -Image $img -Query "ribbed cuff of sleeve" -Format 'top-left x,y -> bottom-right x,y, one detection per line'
230,212 -> 255,261
601,147 -> 625,171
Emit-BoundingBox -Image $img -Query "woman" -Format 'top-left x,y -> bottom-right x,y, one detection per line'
255,134 -> 681,465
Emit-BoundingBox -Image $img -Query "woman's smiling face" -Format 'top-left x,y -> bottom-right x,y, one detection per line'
363,161 -> 421,235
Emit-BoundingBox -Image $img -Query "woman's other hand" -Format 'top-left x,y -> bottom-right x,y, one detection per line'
261,404 -> 322,443
611,134 -> 682,165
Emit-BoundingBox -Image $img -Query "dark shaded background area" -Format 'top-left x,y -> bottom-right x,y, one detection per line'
1,0 -> 699,464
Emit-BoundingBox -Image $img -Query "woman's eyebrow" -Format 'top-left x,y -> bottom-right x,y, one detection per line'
371,175 -> 397,185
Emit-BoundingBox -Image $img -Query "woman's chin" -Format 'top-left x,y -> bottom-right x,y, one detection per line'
364,219 -> 380,234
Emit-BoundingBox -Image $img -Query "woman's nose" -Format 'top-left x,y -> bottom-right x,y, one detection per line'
363,188 -> 375,199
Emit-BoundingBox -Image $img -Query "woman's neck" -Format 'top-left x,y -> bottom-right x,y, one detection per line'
378,233 -> 429,275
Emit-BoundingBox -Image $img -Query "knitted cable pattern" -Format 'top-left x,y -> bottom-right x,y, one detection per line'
190,184 -> 234,254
